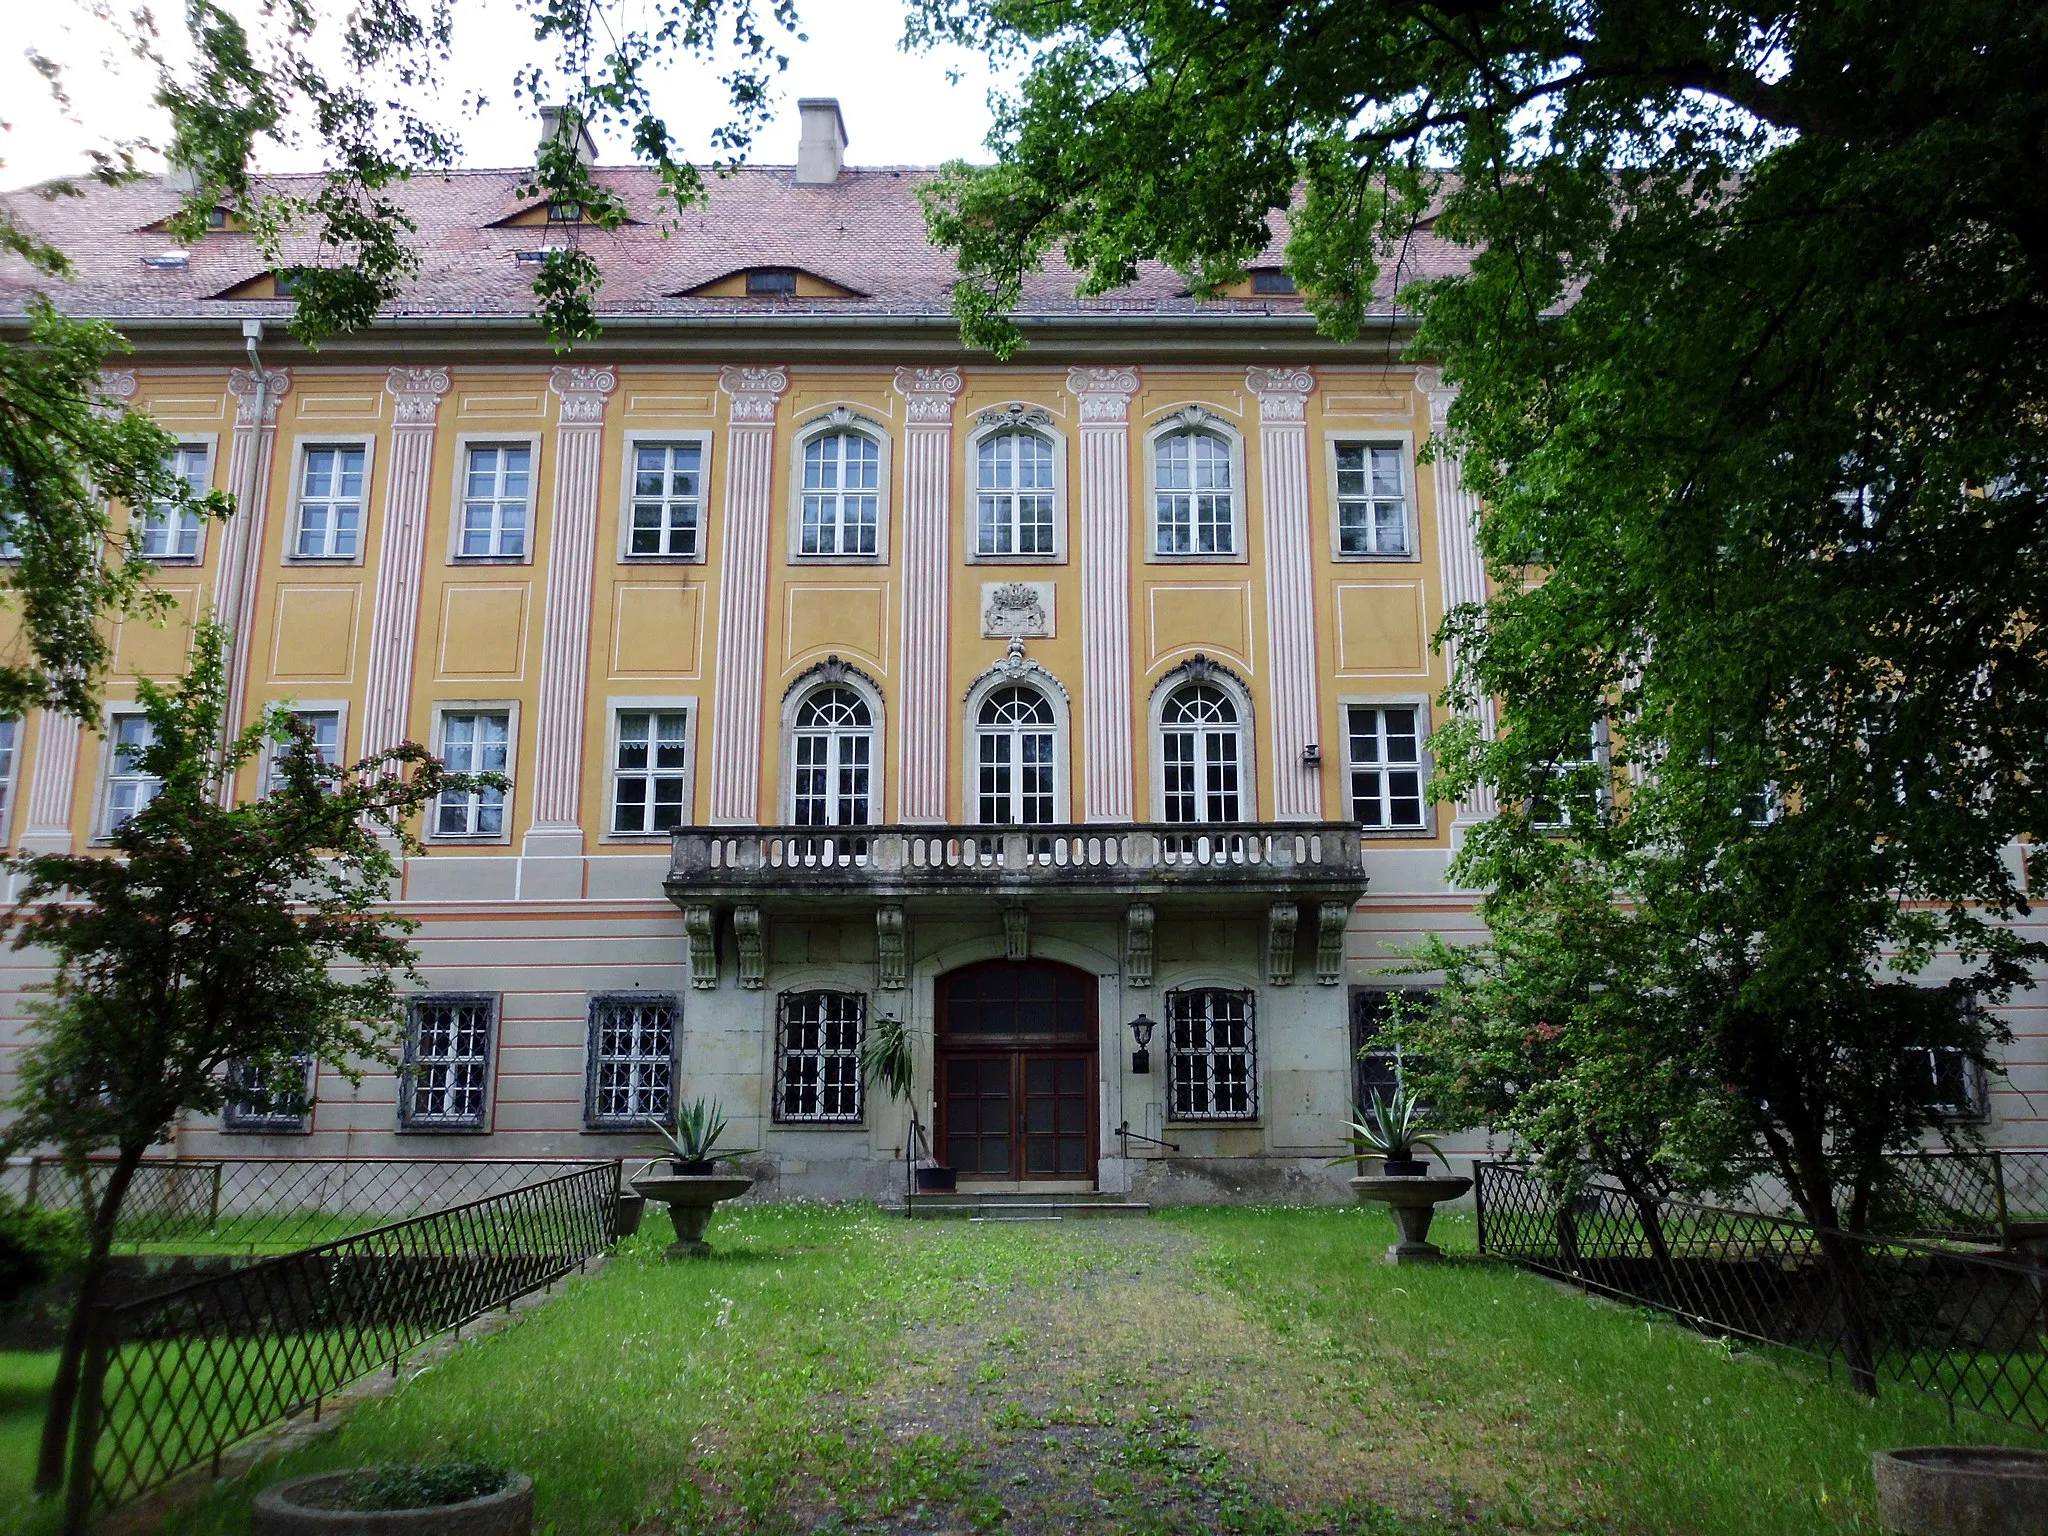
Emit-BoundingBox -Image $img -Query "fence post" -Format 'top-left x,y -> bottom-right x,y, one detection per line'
208,1162 -> 223,1229
1991,1152 -> 2011,1248
1472,1161 -> 1489,1254
61,1309 -> 112,1536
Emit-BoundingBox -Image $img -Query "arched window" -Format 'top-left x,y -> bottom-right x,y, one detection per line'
976,431 -> 1056,556
1155,429 -> 1235,555
976,685 -> 1056,825
1161,683 -> 1242,823
800,431 -> 881,556
792,686 -> 872,825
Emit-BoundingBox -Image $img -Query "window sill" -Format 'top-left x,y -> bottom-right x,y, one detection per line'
769,1119 -> 868,1131
1332,550 -> 1421,564
284,554 -> 366,567
968,552 -> 1066,566
449,554 -> 533,566
619,553 -> 706,566
144,555 -> 204,567
1163,1118 -> 1263,1129
599,833 -> 680,846
221,1123 -> 311,1136
788,554 -> 886,567
1352,823 -> 1436,840
423,835 -> 514,848
1143,550 -> 1249,566
396,1122 -> 490,1135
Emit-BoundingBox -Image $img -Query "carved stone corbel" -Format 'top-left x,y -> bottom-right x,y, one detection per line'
685,905 -> 719,990
1003,904 -> 1029,962
734,906 -> 765,990
1316,901 -> 1352,985
1124,903 -> 1156,989
877,904 -> 906,991
1265,902 -> 1300,986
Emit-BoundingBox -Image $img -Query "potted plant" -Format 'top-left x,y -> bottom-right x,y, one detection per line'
252,1462 -> 532,1536
645,1098 -> 755,1175
862,1015 -> 956,1192
1335,1082 -> 1444,1177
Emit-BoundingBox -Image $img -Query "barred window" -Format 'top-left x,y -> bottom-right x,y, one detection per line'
400,995 -> 494,1130
1166,988 -> 1257,1121
774,990 -> 865,1123
1351,988 -> 1433,1113
222,1055 -> 313,1133
585,994 -> 677,1128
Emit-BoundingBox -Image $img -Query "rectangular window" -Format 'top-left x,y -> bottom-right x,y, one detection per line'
612,709 -> 689,834
400,995 -> 494,1130
585,994 -> 678,1128
1351,989 -> 1428,1112
434,711 -> 510,837
774,990 -> 865,1123
628,442 -> 702,557
294,446 -> 366,558
460,444 -> 531,558
1154,431 -> 1235,555
222,1055 -> 313,1133
267,708 -> 341,794
1166,988 -> 1256,1121
1346,705 -> 1426,828
747,268 -> 797,295
1531,721 -> 1605,829
138,444 -> 210,560
103,713 -> 161,834
800,432 -> 881,556
1335,443 -> 1410,555
0,717 -> 17,833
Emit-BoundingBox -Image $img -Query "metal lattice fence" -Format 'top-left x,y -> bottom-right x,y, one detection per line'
1473,1162 -> 2048,1434
59,1160 -> 621,1531
6,1155 -> 613,1254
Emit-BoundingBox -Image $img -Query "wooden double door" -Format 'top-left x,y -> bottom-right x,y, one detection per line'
936,960 -> 1097,1182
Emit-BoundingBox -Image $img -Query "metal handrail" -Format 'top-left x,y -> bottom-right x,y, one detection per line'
1116,1121 -> 1180,1153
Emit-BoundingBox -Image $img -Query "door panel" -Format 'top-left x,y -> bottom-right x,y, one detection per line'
936,961 -> 1100,1184
945,1056 -> 1013,1176
1023,1055 -> 1092,1177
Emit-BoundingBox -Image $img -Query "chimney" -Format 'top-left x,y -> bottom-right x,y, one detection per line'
795,98 -> 847,185
538,105 -> 599,169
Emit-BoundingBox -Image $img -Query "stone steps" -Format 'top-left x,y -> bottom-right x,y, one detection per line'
905,1190 -> 1153,1221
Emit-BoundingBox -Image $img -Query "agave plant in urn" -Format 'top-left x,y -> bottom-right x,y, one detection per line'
1331,1082 -> 1472,1265
630,1098 -> 758,1257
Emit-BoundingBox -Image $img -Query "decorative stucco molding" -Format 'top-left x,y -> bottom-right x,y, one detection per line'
1065,367 -> 1140,423
718,365 -> 790,423
781,653 -> 885,706
548,364 -> 617,423
1124,903 -> 1156,990
1316,901 -> 1351,986
1246,365 -> 1315,423
1265,902 -> 1300,986
974,402 -> 1055,433
686,905 -> 720,989
228,365 -> 292,426
385,367 -> 451,423
734,905 -> 765,990
1003,904 -> 1030,962
963,636 -> 1070,706
981,582 -> 1053,640
876,904 -> 906,991
893,366 -> 964,424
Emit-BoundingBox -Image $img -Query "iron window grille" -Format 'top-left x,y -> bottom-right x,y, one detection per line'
460,444 -> 531,558
1350,989 -> 1432,1113
585,993 -> 678,1128
1155,429 -> 1235,555
138,443 -> 209,560
1346,705 -> 1426,828
612,709 -> 690,833
976,431 -> 1057,555
774,990 -> 865,1123
294,446 -> 367,558
800,431 -> 881,555
221,1055 -> 313,1133
628,442 -> 703,557
399,995 -> 495,1130
1334,443 -> 1409,555
1166,987 -> 1257,1121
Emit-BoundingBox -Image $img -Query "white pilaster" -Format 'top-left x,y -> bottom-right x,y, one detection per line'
893,366 -> 963,823
18,712 -> 83,855
218,366 -> 292,739
707,366 -> 789,824
520,365 -> 619,894
359,368 -> 451,762
1067,367 -> 1140,823
1248,366 -> 1323,821
1416,365 -> 1498,826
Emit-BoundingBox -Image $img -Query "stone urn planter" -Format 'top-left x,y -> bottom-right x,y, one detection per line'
252,1470 -> 532,1536
1349,1172 -> 1474,1264
1872,1447 -> 2048,1535
629,1170 -> 755,1257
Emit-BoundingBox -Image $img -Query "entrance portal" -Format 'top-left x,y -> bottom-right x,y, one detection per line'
935,960 -> 1097,1182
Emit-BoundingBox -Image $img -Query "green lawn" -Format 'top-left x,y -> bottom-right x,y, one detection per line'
2,1205 -> 2038,1536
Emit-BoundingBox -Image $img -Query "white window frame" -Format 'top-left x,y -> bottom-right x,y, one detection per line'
584,992 -> 680,1129
618,430 -> 712,565
962,661 -> 1072,826
965,413 -> 1068,563
1324,433 -> 1418,561
1147,662 -> 1258,824
92,706 -> 162,842
1164,986 -> 1259,1123
773,988 -> 867,1124
603,696 -> 697,841
448,433 -> 542,565
779,666 -> 885,828
1530,718 -> 1610,830
787,411 -> 892,564
0,715 -> 21,846
1339,695 -> 1433,834
1143,408 -> 1247,563
136,435 -> 217,564
427,701 -> 518,844
398,993 -> 496,1132
259,699 -> 349,796
286,437 -> 375,564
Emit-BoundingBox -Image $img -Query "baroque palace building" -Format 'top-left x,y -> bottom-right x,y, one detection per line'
2,103 -> 2041,1200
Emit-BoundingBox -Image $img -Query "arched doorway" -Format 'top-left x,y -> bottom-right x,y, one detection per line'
935,959 -> 1098,1183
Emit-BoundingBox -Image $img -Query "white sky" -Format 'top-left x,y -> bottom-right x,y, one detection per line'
1,0 -> 1016,191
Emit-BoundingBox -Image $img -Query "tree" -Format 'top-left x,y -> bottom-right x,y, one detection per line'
0,620 -> 461,1494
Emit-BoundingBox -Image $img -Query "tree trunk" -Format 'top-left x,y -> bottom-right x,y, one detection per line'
1772,1130 -> 1880,1397
34,1144 -> 144,1498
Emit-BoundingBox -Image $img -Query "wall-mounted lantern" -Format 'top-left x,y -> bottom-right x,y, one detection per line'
1128,1012 -> 1157,1075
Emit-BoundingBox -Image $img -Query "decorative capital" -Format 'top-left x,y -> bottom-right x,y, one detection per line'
94,370 -> 138,419
893,366 -> 964,424
385,366 -> 452,425
719,365 -> 790,425
549,364 -> 618,425
1246,365 -> 1315,423
228,366 -> 291,427
1414,364 -> 1455,430
1064,367 -> 1140,424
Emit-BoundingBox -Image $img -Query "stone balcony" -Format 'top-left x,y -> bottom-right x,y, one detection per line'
665,823 -> 1368,989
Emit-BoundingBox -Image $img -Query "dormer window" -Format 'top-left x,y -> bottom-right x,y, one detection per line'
204,206 -> 230,230
547,198 -> 583,223
747,269 -> 798,296
1249,269 -> 1297,295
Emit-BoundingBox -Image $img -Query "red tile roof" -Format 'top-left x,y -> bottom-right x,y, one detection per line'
1,165 -> 1470,326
